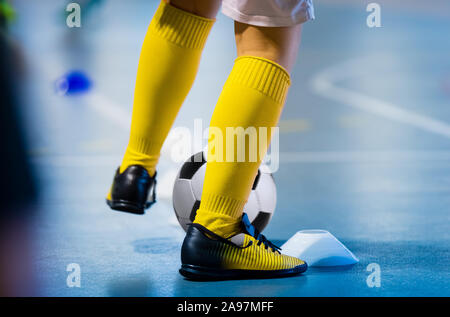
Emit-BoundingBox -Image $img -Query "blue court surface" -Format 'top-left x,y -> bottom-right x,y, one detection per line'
10,0 -> 450,296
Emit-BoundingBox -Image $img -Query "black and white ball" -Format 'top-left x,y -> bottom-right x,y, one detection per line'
172,151 -> 276,232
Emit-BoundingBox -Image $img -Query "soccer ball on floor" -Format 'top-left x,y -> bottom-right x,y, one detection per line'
172,151 -> 277,232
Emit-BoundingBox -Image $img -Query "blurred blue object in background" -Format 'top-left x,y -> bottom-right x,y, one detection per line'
55,70 -> 92,95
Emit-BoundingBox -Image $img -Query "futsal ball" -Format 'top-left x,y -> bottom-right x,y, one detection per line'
172,151 -> 276,232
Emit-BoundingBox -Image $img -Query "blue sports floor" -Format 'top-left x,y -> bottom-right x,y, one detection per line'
11,0 -> 450,296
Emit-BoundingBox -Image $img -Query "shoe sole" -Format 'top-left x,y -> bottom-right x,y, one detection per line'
106,198 -> 154,215
106,178 -> 157,215
179,263 -> 307,281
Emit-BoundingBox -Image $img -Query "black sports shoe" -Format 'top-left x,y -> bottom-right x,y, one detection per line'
179,214 -> 307,280
106,165 -> 156,214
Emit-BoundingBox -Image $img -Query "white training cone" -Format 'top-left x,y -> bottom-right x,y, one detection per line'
280,230 -> 359,267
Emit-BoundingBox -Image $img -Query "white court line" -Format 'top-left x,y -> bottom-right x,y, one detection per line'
60,56 -> 450,168
31,155 -> 121,167
310,56 -> 450,139
84,92 -> 181,161
30,154 -> 180,201
31,150 -> 450,166
280,150 -> 450,163
86,93 -> 131,131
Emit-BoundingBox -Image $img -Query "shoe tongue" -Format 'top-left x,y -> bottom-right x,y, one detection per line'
242,213 -> 256,237
229,233 -> 246,247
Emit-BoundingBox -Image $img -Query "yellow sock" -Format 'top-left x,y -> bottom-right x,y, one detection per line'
194,56 -> 291,238
120,1 -> 214,176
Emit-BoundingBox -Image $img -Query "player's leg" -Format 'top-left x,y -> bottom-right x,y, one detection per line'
234,22 -> 302,73
106,0 -> 220,214
194,22 -> 302,238
181,22 -> 307,280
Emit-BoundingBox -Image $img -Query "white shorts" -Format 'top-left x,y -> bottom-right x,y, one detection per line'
222,0 -> 315,27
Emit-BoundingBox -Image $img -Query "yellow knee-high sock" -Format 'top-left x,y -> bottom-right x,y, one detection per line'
194,56 -> 291,238
120,1 -> 214,176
